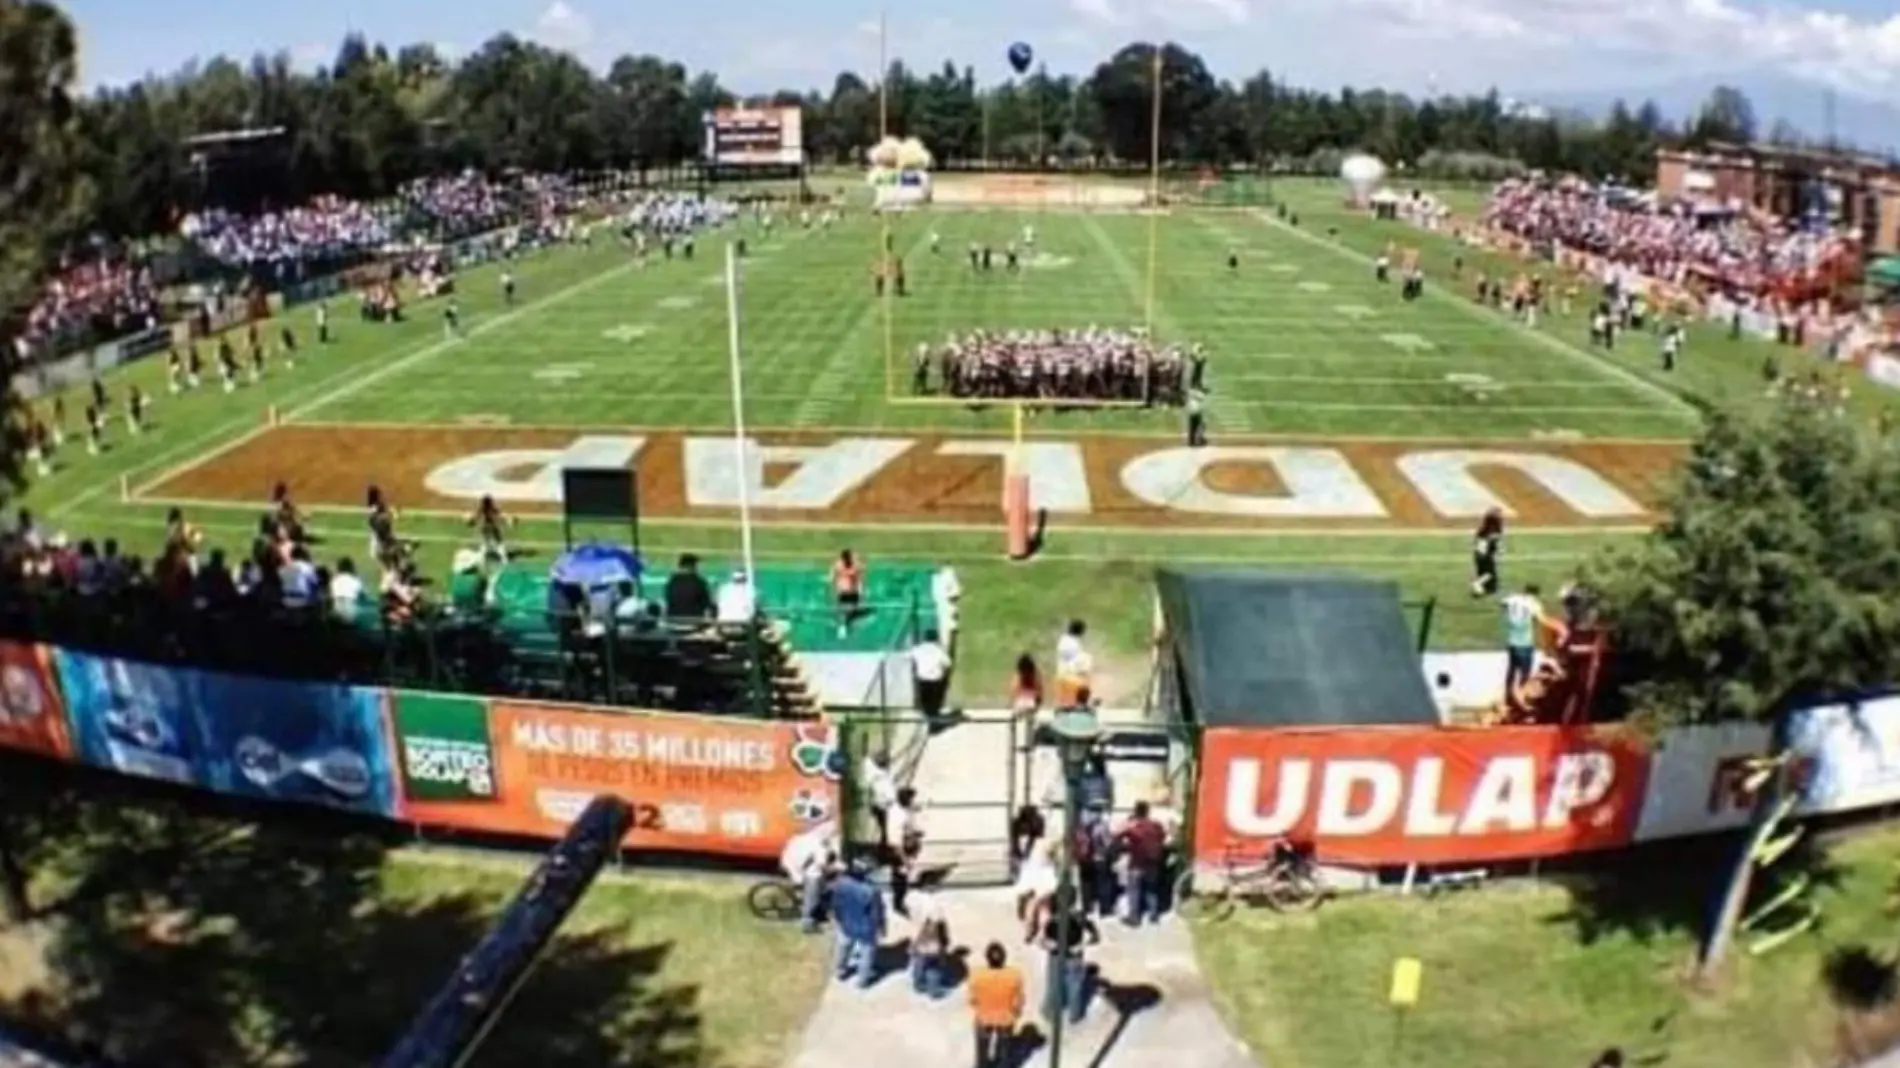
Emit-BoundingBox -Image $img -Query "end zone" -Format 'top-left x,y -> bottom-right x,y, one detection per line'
132,422 -> 1682,536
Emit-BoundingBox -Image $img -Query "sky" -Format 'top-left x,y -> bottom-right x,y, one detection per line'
57,0 -> 1900,108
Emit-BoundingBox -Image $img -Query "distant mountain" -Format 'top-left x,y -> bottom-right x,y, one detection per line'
1526,71 -> 1900,156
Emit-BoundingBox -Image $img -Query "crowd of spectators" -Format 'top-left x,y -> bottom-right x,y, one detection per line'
179,196 -> 397,276
15,170 -> 740,366
17,253 -> 162,364
1482,176 -> 1857,305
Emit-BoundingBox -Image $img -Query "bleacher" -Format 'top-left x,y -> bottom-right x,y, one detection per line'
424,561 -> 934,714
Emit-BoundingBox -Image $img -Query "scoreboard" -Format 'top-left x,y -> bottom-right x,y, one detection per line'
702,106 -> 804,167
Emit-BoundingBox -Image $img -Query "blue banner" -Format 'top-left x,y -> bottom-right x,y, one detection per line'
53,650 -> 399,817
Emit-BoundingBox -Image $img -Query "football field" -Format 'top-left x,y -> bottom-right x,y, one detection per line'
25,180 -> 1734,702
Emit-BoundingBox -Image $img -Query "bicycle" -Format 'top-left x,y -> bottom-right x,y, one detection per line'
747,877 -> 806,922
1175,839 -> 1326,922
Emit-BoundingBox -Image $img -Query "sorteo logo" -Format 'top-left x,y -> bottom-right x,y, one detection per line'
1196,727 -> 1649,866
789,723 -> 843,782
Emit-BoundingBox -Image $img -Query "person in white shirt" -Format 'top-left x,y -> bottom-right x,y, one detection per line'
716,570 -> 758,623
930,566 -> 962,655
886,786 -> 924,916
1013,839 -> 1060,942
1502,584 -> 1546,703
861,752 -> 900,849
1056,619 -> 1087,677
911,629 -> 953,724
779,821 -> 839,933
330,558 -> 366,622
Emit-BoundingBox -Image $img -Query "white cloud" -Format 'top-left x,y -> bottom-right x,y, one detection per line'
1311,0 -> 1900,101
1070,0 -> 1130,26
533,1 -> 595,51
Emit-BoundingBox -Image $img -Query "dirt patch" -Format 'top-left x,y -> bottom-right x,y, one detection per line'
931,174 -> 1149,210
143,425 -> 1682,533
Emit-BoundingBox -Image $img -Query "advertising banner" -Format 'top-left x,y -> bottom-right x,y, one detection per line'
1786,696 -> 1900,813
53,650 -> 399,817
389,694 -> 839,858
1195,725 -> 1650,866
0,641 -> 73,760
1631,721 -> 1770,842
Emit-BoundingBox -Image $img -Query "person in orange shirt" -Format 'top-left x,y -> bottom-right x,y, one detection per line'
831,548 -> 865,639
968,941 -> 1025,1068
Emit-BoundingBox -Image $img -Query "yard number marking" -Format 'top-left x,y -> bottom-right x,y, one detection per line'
1267,263 -> 1299,274
1382,333 -> 1437,353
1334,304 -> 1375,320
1444,372 -> 1504,399
657,296 -> 698,311
533,362 -> 591,382
603,324 -> 650,343
1296,280 -> 1333,293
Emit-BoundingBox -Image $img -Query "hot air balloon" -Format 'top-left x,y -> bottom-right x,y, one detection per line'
1007,42 -> 1033,75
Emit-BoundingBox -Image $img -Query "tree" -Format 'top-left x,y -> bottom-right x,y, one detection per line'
0,0 -> 87,923
1689,84 -> 1757,146
1584,402 -> 1900,973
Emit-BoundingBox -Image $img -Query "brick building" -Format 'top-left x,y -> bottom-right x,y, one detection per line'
1654,143 -> 1900,256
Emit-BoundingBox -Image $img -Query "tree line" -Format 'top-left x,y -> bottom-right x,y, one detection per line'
67,32 -> 1779,242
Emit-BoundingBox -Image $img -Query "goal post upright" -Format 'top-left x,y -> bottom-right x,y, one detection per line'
1145,45 -> 1165,336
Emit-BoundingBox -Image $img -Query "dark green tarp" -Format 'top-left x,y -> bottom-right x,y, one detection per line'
1155,569 -> 1438,729
1870,257 -> 1900,288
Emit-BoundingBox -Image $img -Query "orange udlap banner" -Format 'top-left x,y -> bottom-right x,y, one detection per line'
1194,725 -> 1652,867
388,692 -> 839,859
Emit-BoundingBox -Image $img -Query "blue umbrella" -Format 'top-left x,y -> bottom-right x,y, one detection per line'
551,542 -> 643,588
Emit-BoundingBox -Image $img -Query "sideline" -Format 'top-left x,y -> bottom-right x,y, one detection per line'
45,249 -> 633,522
1245,209 -> 1702,421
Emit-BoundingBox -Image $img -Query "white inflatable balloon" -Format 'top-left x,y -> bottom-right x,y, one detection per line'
1341,153 -> 1387,202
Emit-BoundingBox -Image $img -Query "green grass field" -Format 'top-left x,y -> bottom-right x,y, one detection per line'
1196,824 -> 1900,1068
21,178 -> 1888,703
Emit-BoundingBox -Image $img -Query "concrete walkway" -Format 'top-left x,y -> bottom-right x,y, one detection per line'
783,887 -> 1259,1068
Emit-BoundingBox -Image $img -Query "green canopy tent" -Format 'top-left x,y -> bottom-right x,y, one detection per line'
1868,256 -> 1900,290
1153,569 -> 1439,730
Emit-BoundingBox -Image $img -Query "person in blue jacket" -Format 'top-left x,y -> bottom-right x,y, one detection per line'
829,857 -> 887,988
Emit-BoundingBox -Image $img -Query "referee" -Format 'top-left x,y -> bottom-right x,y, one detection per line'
1185,388 -> 1209,448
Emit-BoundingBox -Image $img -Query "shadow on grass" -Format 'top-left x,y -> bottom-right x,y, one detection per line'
1543,832 -> 1840,951
0,757 -> 704,1068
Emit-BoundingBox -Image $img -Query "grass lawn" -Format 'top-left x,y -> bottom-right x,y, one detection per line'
0,772 -> 827,1068
1195,825 -> 1900,1068
20,178 -> 1894,705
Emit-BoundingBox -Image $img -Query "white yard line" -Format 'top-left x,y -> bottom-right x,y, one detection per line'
792,229 -> 932,426
48,256 -> 640,522
1246,209 -> 1702,421
1081,215 -> 1255,434
73,502 -> 1643,553
283,258 -> 641,422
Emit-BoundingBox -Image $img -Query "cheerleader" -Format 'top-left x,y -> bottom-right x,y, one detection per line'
279,325 -> 298,369
247,332 -> 266,384
270,481 -> 307,544
125,386 -> 147,436
315,301 -> 330,344
163,506 -> 203,562
50,394 -> 66,447
468,494 -> 514,563
1471,508 -> 1504,598
26,418 -> 50,477
187,344 -> 204,389
218,338 -> 238,393
367,485 -> 408,571
83,403 -> 104,456
166,346 -> 185,394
